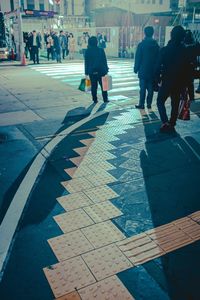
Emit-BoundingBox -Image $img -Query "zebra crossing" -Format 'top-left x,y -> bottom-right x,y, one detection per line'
30,60 -> 140,99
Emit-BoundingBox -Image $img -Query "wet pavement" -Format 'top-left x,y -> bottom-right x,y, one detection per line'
0,60 -> 200,300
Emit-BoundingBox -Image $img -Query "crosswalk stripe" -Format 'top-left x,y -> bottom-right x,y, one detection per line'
30,60 -> 139,97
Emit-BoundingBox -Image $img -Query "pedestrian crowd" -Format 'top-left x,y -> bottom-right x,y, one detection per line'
84,25 -> 200,134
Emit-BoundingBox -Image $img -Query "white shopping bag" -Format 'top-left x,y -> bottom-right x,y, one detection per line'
102,75 -> 112,91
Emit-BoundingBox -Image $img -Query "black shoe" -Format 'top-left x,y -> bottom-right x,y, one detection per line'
93,100 -> 98,103
135,105 -> 144,109
147,105 -> 152,109
160,123 -> 175,133
104,99 -> 109,103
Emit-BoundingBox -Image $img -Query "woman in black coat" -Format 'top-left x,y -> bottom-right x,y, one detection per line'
85,36 -> 109,103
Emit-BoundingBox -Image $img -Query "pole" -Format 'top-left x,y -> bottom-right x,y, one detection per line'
14,0 -> 23,61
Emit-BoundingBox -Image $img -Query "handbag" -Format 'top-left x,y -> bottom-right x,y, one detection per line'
85,79 -> 91,92
102,75 -> 112,91
178,90 -> 190,121
78,78 -> 86,92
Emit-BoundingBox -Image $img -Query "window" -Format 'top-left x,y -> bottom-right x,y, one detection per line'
39,0 -> 45,11
27,0 -> 35,10
159,0 -> 163,4
10,0 -> 14,11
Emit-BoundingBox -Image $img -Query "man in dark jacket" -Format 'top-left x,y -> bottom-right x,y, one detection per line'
29,30 -> 41,64
85,36 -> 109,103
134,26 -> 159,109
156,25 -> 200,133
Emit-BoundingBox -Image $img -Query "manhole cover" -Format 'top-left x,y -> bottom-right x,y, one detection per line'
0,133 -> 7,144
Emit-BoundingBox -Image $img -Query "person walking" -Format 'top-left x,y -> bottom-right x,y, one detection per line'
29,30 -> 41,64
184,30 -> 196,101
53,32 -> 61,63
134,26 -> 159,109
85,36 -> 109,103
47,34 -> 54,61
68,33 -> 76,60
156,26 -> 200,133
59,30 -> 68,60
80,32 -> 89,58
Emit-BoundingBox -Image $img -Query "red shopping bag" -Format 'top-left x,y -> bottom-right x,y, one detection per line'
102,75 -> 112,91
178,90 -> 190,121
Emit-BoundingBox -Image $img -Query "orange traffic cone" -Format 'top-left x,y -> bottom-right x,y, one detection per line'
21,53 -> 27,66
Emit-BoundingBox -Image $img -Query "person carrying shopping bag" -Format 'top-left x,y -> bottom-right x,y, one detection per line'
84,36 -> 109,103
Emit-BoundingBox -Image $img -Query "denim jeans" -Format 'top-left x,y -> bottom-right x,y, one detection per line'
139,78 -> 154,107
157,83 -> 181,126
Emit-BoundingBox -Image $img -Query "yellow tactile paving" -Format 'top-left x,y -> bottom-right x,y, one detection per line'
56,291 -> 81,300
65,166 -> 96,179
82,244 -> 133,281
189,210 -> 200,223
61,178 -> 94,193
83,201 -> 123,223
74,146 -> 89,156
88,161 -> 116,171
81,221 -> 126,248
180,223 -> 200,241
48,230 -> 94,261
86,172 -> 117,187
57,192 -> 93,211
80,138 -> 95,146
43,256 -> 96,298
54,209 -> 94,233
78,275 -> 134,300
83,186 -> 119,203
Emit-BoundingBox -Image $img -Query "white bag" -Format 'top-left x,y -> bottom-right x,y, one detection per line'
102,75 -> 112,91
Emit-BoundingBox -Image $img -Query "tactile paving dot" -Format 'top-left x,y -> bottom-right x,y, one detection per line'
61,177 -> 94,193
88,161 -> 116,171
79,275 -> 135,300
84,186 -> 119,203
81,220 -> 126,248
82,244 -> 132,281
56,291 -> 81,300
86,172 -> 117,187
43,256 -> 96,298
54,209 -> 94,233
48,230 -> 94,261
57,192 -> 93,211
83,201 -> 123,223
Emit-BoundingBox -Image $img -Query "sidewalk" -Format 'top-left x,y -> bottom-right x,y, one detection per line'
0,60 -> 200,299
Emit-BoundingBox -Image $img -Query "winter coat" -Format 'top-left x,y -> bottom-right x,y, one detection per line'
155,40 -> 200,88
134,37 -> 159,80
85,46 -> 108,76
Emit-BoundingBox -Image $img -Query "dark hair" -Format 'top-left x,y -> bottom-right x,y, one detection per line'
88,36 -> 98,47
184,29 -> 194,45
60,30 -> 63,34
144,26 -> 154,38
33,30 -> 36,33
171,26 -> 185,43
70,33 -> 73,37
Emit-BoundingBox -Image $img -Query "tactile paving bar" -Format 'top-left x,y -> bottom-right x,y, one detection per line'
79,275 -> 134,300
189,210 -> 200,223
54,209 -> 94,233
48,230 -> 94,261
74,146 -> 89,156
83,201 -> 123,223
43,256 -> 96,298
56,291 -> 81,300
61,177 -> 94,193
81,220 -> 126,248
82,244 -> 133,281
64,167 -> 77,178
57,192 -> 93,211
84,185 -> 119,203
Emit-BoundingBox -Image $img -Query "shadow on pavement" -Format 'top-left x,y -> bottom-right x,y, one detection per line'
140,110 -> 200,300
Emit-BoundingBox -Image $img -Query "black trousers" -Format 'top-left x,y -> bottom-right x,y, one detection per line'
31,46 -> 39,63
89,73 -> 108,102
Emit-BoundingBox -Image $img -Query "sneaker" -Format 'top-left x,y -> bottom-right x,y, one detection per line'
135,105 -> 145,109
104,99 -> 109,103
